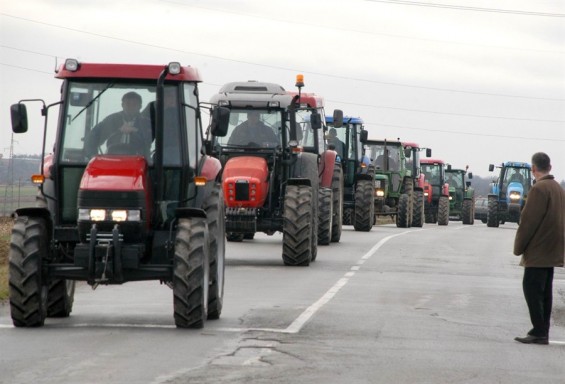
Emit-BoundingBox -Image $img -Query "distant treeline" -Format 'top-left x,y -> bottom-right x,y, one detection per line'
0,155 -> 42,185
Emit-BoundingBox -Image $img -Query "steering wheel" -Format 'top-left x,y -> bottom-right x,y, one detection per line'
105,131 -> 147,156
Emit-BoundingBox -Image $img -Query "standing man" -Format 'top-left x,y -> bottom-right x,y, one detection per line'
513,152 -> 565,345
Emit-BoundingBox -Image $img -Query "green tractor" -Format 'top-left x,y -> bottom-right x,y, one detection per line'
365,140 -> 430,228
445,165 -> 475,224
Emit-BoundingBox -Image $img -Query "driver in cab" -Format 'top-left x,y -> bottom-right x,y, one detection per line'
84,91 -> 152,157
227,110 -> 278,147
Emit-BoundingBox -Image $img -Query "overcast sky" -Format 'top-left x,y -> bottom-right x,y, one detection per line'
1,0 -> 564,181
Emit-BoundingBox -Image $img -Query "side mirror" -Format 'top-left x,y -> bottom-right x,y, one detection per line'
332,110 -> 343,128
468,172 -> 473,179
310,110 -> 322,130
466,181 -> 471,188
488,164 -> 494,172
447,164 -> 452,171
11,103 -> 28,134
360,129 -> 368,143
210,106 -> 230,137
425,148 -> 432,157
404,148 -> 411,158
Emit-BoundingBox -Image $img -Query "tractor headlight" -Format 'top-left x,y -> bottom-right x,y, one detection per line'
509,192 -> 521,201
449,196 -> 453,200
424,192 -> 429,197
375,189 -> 385,197
78,208 -> 141,222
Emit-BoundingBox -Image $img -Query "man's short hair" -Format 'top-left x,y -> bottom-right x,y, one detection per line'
532,152 -> 551,172
122,91 -> 142,104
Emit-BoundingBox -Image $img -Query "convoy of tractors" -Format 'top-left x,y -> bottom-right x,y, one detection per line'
6,59 -> 533,329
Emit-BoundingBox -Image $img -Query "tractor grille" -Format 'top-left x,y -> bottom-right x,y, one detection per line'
235,180 -> 249,201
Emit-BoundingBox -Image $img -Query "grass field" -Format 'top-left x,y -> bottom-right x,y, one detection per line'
0,184 -> 38,216
0,217 -> 12,301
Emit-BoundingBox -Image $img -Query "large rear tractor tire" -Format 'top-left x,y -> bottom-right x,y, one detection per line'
318,187 -> 333,246
283,185 -> 313,266
173,217 -> 209,328
203,184 -> 225,320
331,165 -> 344,242
438,196 -> 450,226
462,199 -> 474,225
487,196 -> 500,228
353,180 -> 375,232
396,194 -> 411,228
9,217 -> 49,327
411,190 -> 425,227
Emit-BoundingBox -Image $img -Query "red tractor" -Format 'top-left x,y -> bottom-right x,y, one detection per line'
8,59 -> 226,328
420,158 -> 450,225
206,77 -> 343,265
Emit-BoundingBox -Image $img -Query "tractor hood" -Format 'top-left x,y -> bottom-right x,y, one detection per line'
222,156 -> 269,208
80,155 -> 148,191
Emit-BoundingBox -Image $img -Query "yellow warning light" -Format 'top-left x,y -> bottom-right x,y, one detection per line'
295,74 -> 304,88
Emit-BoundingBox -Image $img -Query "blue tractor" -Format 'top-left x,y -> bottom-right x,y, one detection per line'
487,161 -> 532,227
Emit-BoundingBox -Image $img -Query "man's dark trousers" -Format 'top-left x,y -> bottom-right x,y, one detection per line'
523,267 -> 554,337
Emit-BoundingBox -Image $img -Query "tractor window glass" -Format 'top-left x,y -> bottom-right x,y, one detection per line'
216,109 -> 281,148
182,83 -> 199,167
295,109 -> 315,149
422,164 -> 440,185
61,82 -> 156,164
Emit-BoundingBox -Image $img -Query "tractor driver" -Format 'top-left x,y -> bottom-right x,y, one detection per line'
326,128 -> 345,158
85,91 -> 152,158
228,111 -> 279,147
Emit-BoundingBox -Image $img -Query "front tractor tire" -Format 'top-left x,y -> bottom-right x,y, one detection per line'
487,196 -> 500,228
9,217 -> 49,327
173,217 -> 210,328
462,199 -> 474,225
283,185 -> 313,266
438,196 -> 450,226
353,180 -> 375,232
331,165 -> 344,242
412,190 -> 425,228
396,194 -> 411,228
318,187 -> 333,246
203,183 -> 225,320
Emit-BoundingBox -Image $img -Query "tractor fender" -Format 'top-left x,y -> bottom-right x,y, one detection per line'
356,173 -> 373,182
174,207 -> 207,219
200,155 -> 222,182
12,207 -> 53,236
319,149 -> 338,188
441,183 -> 449,196
43,153 -> 54,178
292,153 -> 319,190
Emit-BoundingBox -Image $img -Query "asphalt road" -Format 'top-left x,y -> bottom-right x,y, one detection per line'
1,222 -> 564,384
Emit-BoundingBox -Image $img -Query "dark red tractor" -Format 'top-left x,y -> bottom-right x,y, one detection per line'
420,158 -> 450,225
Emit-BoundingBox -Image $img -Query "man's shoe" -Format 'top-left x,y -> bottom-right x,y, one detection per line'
514,335 -> 549,345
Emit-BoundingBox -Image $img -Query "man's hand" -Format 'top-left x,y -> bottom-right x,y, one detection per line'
120,122 -> 138,134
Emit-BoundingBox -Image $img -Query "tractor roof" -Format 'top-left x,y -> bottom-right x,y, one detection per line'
504,161 -> 531,169
326,116 -> 364,124
365,139 -> 402,146
402,141 -> 421,149
210,80 -> 294,107
55,62 -> 202,82
421,158 -> 445,165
